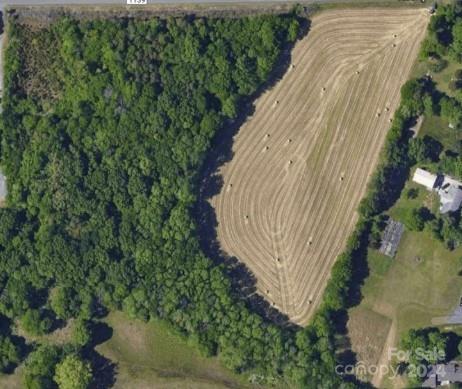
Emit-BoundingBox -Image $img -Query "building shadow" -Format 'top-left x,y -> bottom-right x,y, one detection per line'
193,15 -> 310,330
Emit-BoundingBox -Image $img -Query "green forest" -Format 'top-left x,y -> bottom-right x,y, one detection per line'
0,12 -> 356,388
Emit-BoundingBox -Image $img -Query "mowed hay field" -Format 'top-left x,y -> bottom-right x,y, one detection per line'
211,8 -> 429,325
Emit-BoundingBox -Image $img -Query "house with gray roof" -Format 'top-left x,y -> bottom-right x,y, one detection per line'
412,168 -> 462,214
422,362 -> 462,388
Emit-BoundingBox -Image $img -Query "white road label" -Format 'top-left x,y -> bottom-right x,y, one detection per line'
127,0 -> 147,4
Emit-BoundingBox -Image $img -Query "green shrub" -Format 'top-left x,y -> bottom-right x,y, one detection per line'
428,56 -> 448,73
406,188 -> 419,199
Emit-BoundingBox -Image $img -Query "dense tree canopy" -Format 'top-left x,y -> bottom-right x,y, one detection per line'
0,334 -> 21,373
54,354 -> 92,389
400,328 -> 455,384
0,12 -> 354,387
23,345 -> 61,389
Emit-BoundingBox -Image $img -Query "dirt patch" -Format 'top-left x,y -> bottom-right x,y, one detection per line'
347,307 -> 393,382
14,318 -> 74,345
371,318 -> 397,388
211,8 -> 429,325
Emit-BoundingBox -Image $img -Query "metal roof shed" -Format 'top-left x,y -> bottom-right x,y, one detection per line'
413,168 -> 437,190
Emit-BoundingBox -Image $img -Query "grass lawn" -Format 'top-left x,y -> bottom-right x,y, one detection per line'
431,57 -> 461,97
412,54 -> 461,96
419,114 -> 462,151
349,176 -> 462,387
350,229 -> 462,388
95,311 -> 264,389
0,311 -> 263,389
363,172 -> 462,336
388,179 -> 433,220
362,230 -> 462,333
367,249 -> 393,276
410,55 -> 462,151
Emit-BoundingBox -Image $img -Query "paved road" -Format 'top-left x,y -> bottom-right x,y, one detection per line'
1,0 -> 302,5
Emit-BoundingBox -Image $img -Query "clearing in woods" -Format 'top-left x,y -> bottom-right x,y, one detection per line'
211,8 -> 429,325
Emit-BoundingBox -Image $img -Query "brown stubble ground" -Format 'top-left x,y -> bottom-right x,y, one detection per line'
347,307 -> 394,383
211,8 -> 429,325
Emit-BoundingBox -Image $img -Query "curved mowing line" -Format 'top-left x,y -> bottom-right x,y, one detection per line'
212,8 -> 429,325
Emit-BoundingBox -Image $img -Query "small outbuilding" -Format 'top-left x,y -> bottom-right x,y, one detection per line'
413,168 -> 437,190
379,218 -> 404,258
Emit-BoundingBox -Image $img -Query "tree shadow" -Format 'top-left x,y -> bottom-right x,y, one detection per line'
4,335 -> 31,374
193,15 -> 310,330
346,224 -> 371,309
48,316 -> 66,333
85,349 -> 117,389
89,321 -> 113,347
445,331 -> 462,361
